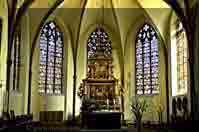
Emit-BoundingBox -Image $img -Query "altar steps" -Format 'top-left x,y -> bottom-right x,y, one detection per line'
1,127 -> 175,132
80,127 -> 128,132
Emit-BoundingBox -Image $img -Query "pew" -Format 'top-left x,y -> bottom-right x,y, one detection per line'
0,113 -> 33,131
39,111 -> 63,122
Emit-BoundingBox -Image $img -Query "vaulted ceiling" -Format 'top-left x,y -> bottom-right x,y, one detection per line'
27,0 -> 173,51
8,0 -> 199,51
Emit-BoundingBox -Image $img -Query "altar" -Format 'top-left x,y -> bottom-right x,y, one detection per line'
78,28 -> 121,110
78,27 -> 122,129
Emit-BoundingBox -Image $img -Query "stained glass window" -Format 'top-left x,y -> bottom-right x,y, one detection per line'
176,20 -> 188,94
0,19 -> 2,54
12,25 -> 21,91
136,23 -> 159,95
39,21 -> 63,94
87,27 -> 111,59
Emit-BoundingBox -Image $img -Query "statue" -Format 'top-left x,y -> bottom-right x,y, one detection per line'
96,87 -> 104,100
78,83 -> 84,99
94,62 -> 106,79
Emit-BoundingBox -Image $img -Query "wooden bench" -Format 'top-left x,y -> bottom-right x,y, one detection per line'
39,111 -> 63,123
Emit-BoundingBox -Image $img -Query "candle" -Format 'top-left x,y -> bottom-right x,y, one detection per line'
106,99 -> 109,110
107,99 -> 109,105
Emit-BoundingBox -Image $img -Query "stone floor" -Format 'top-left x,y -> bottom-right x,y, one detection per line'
31,127 -> 175,132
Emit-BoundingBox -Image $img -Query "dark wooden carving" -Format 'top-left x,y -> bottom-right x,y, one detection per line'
78,35 -> 120,111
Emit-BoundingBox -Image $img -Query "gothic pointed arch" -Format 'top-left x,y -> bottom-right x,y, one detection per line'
39,21 -> 64,95
87,26 -> 112,60
11,24 -> 21,91
135,23 -> 159,95
171,17 -> 189,96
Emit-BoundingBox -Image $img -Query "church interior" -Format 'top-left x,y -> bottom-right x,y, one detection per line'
0,0 -> 199,131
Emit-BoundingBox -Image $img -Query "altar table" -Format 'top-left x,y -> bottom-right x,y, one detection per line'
86,111 -> 121,129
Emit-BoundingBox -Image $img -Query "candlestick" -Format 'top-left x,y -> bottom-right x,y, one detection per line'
107,99 -> 109,110
113,99 -> 116,111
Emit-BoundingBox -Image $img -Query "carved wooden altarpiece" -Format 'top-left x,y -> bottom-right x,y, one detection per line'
78,27 -> 120,110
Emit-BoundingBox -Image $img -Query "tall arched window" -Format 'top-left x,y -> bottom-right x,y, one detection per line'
176,21 -> 188,95
12,25 -> 21,91
0,19 -> 2,54
39,21 -> 64,94
87,27 -> 112,59
171,19 -> 188,96
136,23 -> 159,95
